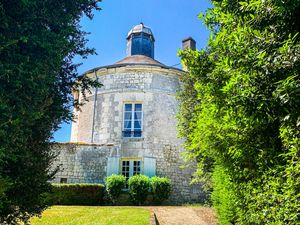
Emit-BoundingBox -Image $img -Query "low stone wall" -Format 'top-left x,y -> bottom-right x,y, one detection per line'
51,143 -> 117,184
50,142 -> 206,204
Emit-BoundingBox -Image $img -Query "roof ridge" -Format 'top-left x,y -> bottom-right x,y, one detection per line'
115,55 -> 165,66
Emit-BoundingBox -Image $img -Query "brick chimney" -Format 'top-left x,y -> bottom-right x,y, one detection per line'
182,37 -> 196,50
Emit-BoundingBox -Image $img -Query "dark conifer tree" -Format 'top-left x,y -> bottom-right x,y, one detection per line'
0,0 -> 101,223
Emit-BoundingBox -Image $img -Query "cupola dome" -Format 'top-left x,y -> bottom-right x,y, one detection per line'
126,23 -> 155,59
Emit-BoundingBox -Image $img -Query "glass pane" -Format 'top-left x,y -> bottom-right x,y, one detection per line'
125,104 -> 132,111
125,112 -> 132,120
123,130 -> 131,137
133,131 -> 142,137
134,120 -> 142,129
134,112 -> 142,120
133,161 -> 141,175
134,161 -> 140,166
122,162 -> 127,167
124,121 -> 131,129
122,159 -> 130,189
134,104 -> 142,111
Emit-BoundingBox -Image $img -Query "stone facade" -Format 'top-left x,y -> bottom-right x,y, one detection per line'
52,143 -> 115,184
52,24 -> 204,203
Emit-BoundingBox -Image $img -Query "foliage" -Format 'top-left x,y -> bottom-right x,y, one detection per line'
105,174 -> 126,204
178,0 -> 300,224
211,166 -> 237,225
0,0 -> 101,223
177,49 -> 215,193
150,176 -> 171,204
128,175 -> 150,205
29,206 -> 150,225
46,184 -> 104,206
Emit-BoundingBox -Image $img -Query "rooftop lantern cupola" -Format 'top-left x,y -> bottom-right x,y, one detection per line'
126,23 -> 155,59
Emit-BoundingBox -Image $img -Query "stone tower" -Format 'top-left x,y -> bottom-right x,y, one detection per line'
52,24 -> 203,203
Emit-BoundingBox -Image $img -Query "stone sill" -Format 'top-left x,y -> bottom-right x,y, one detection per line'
122,138 -> 144,142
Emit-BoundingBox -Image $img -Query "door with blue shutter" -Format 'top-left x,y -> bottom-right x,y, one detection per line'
106,157 -> 120,177
143,157 -> 156,177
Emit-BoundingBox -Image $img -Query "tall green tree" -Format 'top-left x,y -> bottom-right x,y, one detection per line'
0,0 -> 101,223
179,1 -> 300,224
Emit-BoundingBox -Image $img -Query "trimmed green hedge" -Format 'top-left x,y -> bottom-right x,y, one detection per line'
46,184 -> 105,205
128,175 -> 151,205
150,176 -> 171,204
47,175 -> 173,206
105,174 -> 126,204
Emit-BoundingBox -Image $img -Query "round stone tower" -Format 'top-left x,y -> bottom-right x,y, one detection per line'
60,24 -> 204,203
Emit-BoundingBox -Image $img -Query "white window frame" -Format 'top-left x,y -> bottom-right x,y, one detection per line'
122,102 -> 143,138
121,159 -> 142,189
121,160 -> 142,177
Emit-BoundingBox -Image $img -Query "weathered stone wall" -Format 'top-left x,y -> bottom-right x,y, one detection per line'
51,143 -> 117,184
52,142 -> 204,203
61,65 -> 205,203
71,66 -> 183,144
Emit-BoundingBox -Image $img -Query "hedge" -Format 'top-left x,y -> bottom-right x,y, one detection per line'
150,176 -> 171,204
211,165 -> 237,225
128,175 -> 151,205
105,174 -> 126,204
46,184 -> 105,205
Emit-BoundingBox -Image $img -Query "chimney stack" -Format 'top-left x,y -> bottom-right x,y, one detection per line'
182,37 -> 196,50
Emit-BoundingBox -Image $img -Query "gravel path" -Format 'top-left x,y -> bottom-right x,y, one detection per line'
151,207 -> 218,225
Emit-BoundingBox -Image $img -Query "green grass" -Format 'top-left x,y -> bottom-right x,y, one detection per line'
30,206 -> 150,225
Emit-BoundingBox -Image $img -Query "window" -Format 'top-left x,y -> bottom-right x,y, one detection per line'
60,178 -> 67,184
123,103 -> 143,138
133,161 -> 141,175
121,160 -> 141,188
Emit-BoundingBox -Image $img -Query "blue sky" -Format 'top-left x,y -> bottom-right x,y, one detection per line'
53,0 -> 212,142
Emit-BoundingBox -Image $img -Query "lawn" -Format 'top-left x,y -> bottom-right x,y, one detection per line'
30,206 -> 150,225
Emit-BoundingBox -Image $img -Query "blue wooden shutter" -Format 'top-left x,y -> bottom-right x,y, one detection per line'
106,157 -> 120,177
143,157 -> 156,177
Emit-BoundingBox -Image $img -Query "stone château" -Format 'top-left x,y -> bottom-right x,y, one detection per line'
51,23 -> 202,203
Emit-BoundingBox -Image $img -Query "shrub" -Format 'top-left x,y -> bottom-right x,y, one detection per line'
105,174 -> 126,204
128,175 -> 150,205
151,176 -> 171,204
178,1 -> 300,224
46,184 -> 104,205
211,166 -> 237,225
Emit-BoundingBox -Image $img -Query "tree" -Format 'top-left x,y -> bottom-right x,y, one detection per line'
0,0 -> 101,223
179,1 -> 300,224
